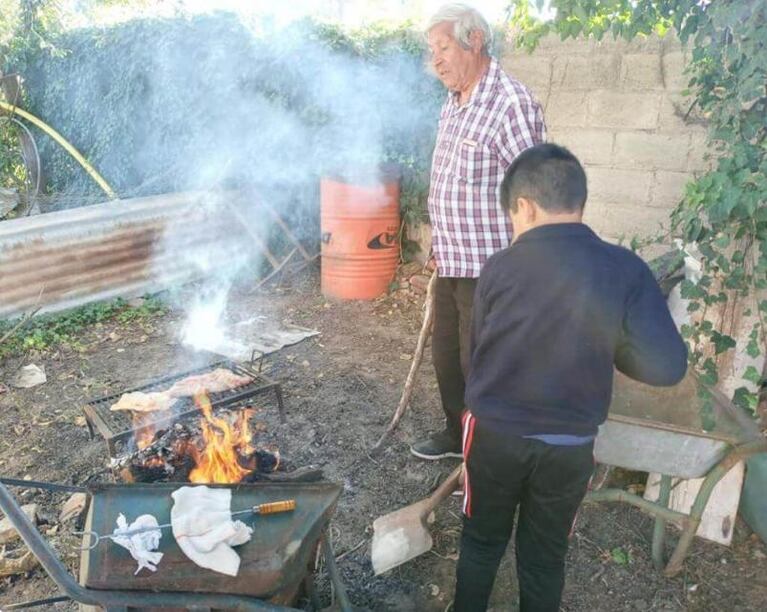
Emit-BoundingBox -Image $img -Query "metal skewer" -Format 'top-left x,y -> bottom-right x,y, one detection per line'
75,499 -> 296,550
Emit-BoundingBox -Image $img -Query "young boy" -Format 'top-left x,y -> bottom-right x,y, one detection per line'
454,144 -> 687,611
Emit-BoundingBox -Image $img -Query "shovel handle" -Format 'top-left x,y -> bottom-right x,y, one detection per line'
253,499 -> 296,515
426,465 -> 462,511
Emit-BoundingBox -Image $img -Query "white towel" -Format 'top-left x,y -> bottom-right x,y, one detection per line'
170,485 -> 253,577
111,514 -> 163,575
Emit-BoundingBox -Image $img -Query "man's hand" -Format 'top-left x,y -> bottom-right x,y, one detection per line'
425,255 -> 437,273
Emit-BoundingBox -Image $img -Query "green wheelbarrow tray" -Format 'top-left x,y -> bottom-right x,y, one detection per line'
588,370 -> 767,576
0,478 -> 349,611
79,481 -> 342,604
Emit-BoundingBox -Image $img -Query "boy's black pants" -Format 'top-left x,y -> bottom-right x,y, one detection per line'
455,414 -> 594,612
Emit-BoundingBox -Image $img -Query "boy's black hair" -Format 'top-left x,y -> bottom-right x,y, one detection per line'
500,143 -> 587,213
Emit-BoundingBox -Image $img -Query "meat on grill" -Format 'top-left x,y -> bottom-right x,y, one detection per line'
167,368 -> 252,398
110,392 -> 178,413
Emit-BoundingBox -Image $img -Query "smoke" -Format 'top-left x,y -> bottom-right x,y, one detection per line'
26,7 -> 444,355
138,11 -> 442,354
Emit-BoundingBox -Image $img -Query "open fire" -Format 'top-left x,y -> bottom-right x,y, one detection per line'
125,392 -> 279,484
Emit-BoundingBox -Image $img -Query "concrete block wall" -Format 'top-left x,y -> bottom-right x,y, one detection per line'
501,33 -> 710,242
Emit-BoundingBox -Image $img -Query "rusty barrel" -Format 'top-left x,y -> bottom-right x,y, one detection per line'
320,173 -> 400,300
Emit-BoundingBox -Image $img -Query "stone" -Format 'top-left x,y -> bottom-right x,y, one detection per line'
554,55 -> 621,90
584,200 -> 671,242
620,54 -> 664,90
409,274 -> 431,293
651,171 -> 694,209
587,91 -> 662,130
0,503 -> 38,544
545,91 -> 589,128
687,129 -> 713,172
614,132 -> 690,171
662,51 -> 692,91
502,53 -> 553,97
60,492 -> 87,523
548,128 -> 614,166
586,167 -> 652,206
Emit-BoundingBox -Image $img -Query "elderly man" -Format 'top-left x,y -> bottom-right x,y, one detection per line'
410,4 -> 546,459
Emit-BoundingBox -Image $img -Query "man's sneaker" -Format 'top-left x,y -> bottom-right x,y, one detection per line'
410,430 -> 462,460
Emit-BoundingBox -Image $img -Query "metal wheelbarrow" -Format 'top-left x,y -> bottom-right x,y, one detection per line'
588,370 -> 767,576
0,479 -> 352,611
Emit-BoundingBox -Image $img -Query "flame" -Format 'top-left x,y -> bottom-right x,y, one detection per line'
188,393 -> 256,484
132,412 -> 161,451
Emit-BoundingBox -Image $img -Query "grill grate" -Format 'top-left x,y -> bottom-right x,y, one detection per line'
83,360 -> 285,458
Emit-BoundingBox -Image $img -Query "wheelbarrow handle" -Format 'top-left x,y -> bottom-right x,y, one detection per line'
0,476 -> 88,494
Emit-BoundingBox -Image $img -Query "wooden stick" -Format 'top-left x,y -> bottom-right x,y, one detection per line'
225,203 -> 281,269
372,270 -> 437,453
254,247 -> 298,290
262,204 -> 315,261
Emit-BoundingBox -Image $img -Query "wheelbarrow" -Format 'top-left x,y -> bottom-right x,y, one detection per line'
588,370 -> 767,576
0,478 -> 352,611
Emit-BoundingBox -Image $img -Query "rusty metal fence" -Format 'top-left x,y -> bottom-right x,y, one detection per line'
0,191 -> 251,319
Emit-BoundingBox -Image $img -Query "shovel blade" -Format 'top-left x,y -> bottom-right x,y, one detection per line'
371,500 -> 433,575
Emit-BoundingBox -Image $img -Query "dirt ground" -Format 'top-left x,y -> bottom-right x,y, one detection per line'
1,266 -> 766,611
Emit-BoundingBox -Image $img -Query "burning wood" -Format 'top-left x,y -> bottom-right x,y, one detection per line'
120,392 -> 279,485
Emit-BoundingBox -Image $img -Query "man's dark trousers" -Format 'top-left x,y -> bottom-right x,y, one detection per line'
432,275 -> 477,443
454,416 -> 594,611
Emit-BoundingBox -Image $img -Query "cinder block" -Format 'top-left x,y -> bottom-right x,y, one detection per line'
584,200 -> 671,241
552,55 -> 621,90
548,128 -> 614,166
621,54 -> 664,90
687,129 -> 714,172
502,53 -> 553,96
587,91 -> 661,130
662,51 -> 692,91
533,33 -> 594,55
651,171 -> 694,209
586,167 -> 652,206
613,132 -> 690,171
658,94 -> 693,131
545,91 -> 589,128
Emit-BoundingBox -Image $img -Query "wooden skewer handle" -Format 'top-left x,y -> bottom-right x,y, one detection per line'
254,500 -> 296,515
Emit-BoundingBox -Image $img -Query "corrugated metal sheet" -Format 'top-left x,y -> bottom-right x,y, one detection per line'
0,191 -> 254,319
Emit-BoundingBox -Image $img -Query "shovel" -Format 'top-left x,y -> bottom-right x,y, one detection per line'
371,465 -> 462,574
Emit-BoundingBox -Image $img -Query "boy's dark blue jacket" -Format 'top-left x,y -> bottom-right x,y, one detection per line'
465,222 -> 688,437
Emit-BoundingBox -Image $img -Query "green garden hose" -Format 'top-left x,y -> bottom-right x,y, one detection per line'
0,100 -> 117,200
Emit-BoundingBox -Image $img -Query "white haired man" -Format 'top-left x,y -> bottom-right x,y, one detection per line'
410,4 -> 546,460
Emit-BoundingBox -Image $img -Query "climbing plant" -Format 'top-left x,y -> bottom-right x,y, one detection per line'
509,1 -> 767,419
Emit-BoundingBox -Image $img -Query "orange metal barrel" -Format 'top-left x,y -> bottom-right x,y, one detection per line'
320,175 -> 400,300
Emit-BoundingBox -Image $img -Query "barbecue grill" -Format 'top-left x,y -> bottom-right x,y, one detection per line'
83,359 -> 285,458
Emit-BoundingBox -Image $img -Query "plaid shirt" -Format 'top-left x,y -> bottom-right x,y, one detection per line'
428,58 -> 547,278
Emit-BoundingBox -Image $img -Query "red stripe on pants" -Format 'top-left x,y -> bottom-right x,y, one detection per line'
462,411 -> 477,517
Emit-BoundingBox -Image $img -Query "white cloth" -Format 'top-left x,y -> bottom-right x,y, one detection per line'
170,485 -> 253,577
111,514 -> 163,575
